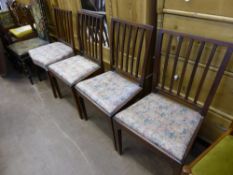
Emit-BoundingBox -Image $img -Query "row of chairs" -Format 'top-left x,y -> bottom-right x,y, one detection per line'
26,8 -> 233,175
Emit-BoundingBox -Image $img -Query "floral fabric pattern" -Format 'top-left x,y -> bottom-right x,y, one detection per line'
115,93 -> 203,161
29,42 -> 74,70
8,37 -> 48,56
75,71 -> 142,116
49,55 -> 100,87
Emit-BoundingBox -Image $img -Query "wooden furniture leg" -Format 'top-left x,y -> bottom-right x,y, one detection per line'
52,76 -> 62,98
79,96 -> 88,120
48,72 -> 57,98
72,87 -> 83,119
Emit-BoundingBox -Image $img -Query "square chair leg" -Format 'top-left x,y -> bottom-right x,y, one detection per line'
48,72 -> 57,98
52,76 -> 62,98
72,87 -> 84,120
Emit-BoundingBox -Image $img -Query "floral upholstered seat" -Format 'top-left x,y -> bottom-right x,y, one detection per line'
75,71 -> 142,116
115,93 -> 203,161
48,56 -> 100,87
29,42 -> 74,70
8,37 -> 48,56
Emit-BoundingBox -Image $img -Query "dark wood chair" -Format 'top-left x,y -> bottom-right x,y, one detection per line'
6,0 -> 22,26
6,1 -> 37,39
29,7 -> 74,82
113,29 -> 233,175
1,1 -> 48,84
74,18 -> 155,148
47,10 -> 104,106
0,20 -> 48,84
182,122 -> 233,175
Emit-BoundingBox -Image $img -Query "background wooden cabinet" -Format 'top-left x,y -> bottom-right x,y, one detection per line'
159,0 -> 233,142
164,0 -> 233,18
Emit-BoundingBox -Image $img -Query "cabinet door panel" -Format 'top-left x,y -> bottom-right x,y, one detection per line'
200,112 -> 232,142
163,14 -> 233,43
164,0 -> 233,18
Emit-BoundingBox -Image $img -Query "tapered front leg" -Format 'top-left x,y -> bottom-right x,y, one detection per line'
79,96 -> 88,120
71,87 -> 83,119
116,128 -> 123,154
110,118 -> 117,150
48,72 -> 57,98
52,76 -> 62,98
172,162 -> 183,175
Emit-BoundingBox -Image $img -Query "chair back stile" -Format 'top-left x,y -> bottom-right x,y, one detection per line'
6,1 -> 21,26
110,18 -> 154,87
153,29 -> 233,116
54,7 -> 75,50
77,10 -> 104,68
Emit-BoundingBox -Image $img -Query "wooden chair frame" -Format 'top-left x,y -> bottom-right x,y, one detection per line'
53,7 -> 75,50
182,122 -> 233,175
0,12 -> 37,84
6,1 -> 37,38
6,0 -> 24,27
42,7 -> 74,89
74,18 -> 155,149
114,29 -> 233,175
48,10 -> 105,118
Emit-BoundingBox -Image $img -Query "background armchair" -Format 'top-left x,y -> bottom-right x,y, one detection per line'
183,122 -> 233,175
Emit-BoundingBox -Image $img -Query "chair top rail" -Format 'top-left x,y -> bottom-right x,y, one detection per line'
159,29 -> 233,48
112,17 -> 154,31
79,9 -> 105,18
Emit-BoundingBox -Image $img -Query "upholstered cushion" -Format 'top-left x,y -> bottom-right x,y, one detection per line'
49,55 -> 100,86
192,135 -> 233,175
8,37 -> 48,56
29,42 -> 74,70
9,25 -> 33,38
75,71 -> 142,116
115,93 -> 203,161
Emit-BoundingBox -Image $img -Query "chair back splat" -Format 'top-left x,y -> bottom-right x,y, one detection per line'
7,1 -> 24,26
77,10 -> 104,68
7,1 -> 35,29
54,7 -> 74,50
110,18 -> 155,87
153,29 -> 233,116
